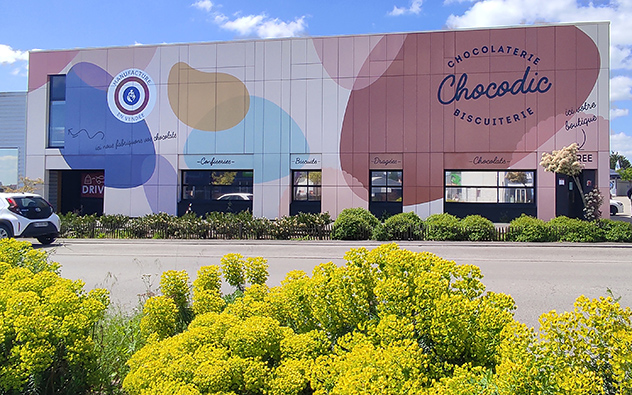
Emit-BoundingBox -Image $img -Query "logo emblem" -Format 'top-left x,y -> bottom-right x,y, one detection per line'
107,69 -> 156,123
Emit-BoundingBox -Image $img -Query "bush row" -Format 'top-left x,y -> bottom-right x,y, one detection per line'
333,209 -> 632,242
507,214 -> 632,243
60,211 -> 333,240
59,210 -> 632,243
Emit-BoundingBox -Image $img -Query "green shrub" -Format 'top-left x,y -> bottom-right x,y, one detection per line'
59,212 -> 98,238
424,213 -> 463,241
271,215 -> 300,240
599,219 -> 632,242
461,215 -> 496,241
294,212 -> 332,227
547,216 -> 605,242
173,212 -> 209,239
0,241 -> 109,394
331,208 -> 379,240
372,211 -> 423,241
206,211 -> 265,239
506,214 -> 550,242
271,213 -> 332,240
92,307 -> 144,395
98,214 -> 130,235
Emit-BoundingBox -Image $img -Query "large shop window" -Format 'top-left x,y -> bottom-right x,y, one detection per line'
444,170 -> 536,221
370,170 -> 403,217
290,170 -> 322,215
48,75 -> 66,148
180,170 -> 253,215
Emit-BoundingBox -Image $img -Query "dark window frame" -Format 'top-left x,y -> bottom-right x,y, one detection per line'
181,170 -> 254,201
444,170 -> 536,204
48,75 -> 66,149
370,170 -> 403,203
292,170 -> 322,202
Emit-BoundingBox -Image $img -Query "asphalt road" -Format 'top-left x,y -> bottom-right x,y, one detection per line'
37,239 -> 632,329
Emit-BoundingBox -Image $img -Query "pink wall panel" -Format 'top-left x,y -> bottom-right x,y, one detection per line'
338,24 -> 603,211
369,77 -> 387,153
414,75 -> 431,153
386,76 -> 404,152
403,75 -> 418,153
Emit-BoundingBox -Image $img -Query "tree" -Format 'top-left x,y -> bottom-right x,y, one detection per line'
2,177 -> 44,193
610,151 -> 631,170
617,167 -> 632,182
541,143 -> 603,220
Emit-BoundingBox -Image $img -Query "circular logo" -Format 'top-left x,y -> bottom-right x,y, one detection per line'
107,69 -> 156,123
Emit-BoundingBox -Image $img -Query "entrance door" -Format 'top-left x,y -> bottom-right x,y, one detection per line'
369,170 -> 403,219
59,170 -> 104,215
555,170 -> 596,219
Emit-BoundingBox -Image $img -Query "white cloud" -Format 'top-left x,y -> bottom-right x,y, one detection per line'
256,16 -> 307,39
611,75 -> 632,101
192,0 -> 214,13
389,0 -> 423,16
0,44 -> 28,65
219,14 -> 306,38
611,107 -> 629,120
611,131 -> 632,158
221,15 -> 266,36
192,1 -> 307,38
445,0 -> 632,70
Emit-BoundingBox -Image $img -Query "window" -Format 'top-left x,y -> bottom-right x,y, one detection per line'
371,170 -> 402,202
182,170 -> 253,201
0,148 -> 18,191
48,75 -> 66,148
292,170 -> 321,201
445,170 -> 535,203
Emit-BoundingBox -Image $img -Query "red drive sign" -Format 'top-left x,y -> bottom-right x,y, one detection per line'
81,172 -> 105,198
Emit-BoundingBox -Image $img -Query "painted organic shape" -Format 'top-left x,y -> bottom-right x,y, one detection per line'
168,62 -> 250,131
63,62 -> 156,188
184,96 -> 309,184
339,26 -> 601,205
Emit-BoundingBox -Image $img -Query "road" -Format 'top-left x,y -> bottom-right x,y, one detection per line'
38,239 -> 632,329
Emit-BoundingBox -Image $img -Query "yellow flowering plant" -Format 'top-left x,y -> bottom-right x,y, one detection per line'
0,240 -> 109,394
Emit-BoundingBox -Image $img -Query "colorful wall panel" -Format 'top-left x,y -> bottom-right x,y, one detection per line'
26,22 -> 609,219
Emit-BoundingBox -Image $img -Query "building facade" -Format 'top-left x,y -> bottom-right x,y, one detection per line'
26,22 -> 610,221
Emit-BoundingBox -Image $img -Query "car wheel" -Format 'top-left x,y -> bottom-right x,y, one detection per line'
0,224 -> 12,239
36,235 -> 56,245
611,206 -> 618,216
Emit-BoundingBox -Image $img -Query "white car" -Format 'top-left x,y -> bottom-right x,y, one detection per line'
610,199 -> 625,216
217,193 -> 253,201
0,193 -> 60,245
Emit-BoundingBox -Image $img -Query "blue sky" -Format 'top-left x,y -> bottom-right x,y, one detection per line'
1,0 -> 631,160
